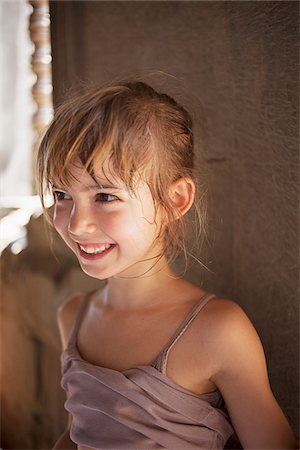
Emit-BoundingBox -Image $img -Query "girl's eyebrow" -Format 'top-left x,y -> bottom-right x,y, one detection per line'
51,183 -> 122,191
86,183 -> 122,191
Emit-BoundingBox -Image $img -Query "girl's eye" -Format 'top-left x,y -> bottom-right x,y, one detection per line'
97,193 -> 119,203
53,191 -> 71,201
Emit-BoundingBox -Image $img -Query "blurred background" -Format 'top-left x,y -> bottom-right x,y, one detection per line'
0,1 -> 299,448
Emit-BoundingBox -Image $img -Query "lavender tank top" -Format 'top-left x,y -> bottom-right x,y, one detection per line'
61,292 -> 234,449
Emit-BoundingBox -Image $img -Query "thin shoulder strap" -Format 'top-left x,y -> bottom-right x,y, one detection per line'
151,292 -> 217,374
68,292 -> 92,347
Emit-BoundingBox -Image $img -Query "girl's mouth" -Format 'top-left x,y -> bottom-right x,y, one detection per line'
77,243 -> 116,260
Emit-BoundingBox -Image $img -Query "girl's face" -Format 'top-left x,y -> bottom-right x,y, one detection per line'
52,163 -> 164,280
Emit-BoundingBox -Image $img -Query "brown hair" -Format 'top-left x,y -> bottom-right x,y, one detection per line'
36,80 -> 207,267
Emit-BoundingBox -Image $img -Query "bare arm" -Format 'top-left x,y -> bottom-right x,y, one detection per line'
208,300 -> 297,449
52,293 -> 84,450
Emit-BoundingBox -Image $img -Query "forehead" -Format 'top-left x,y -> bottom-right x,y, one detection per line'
52,159 -> 123,188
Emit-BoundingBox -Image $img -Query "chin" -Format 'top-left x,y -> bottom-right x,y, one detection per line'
79,265 -> 112,280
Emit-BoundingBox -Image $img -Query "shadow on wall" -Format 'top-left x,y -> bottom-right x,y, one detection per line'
0,212 -> 102,449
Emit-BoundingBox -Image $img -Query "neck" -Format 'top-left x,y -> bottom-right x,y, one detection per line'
103,256 -> 180,311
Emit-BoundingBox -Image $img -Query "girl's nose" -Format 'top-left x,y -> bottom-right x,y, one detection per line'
67,204 -> 98,237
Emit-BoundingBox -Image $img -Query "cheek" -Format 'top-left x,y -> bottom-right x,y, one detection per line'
102,208 -> 154,241
53,206 -> 69,236
101,209 -> 137,237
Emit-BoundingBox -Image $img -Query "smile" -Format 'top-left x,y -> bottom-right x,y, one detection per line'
79,243 -> 112,254
77,242 -> 116,261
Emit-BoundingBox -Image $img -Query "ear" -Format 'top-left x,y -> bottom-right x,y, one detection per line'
168,177 -> 195,218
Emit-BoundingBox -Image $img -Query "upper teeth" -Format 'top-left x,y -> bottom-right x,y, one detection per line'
79,244 -> 112,254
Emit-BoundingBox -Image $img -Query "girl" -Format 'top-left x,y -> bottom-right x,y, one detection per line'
37,80 -> 297,449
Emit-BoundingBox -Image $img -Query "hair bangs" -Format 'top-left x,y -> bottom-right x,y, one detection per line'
87,105 -> 155,193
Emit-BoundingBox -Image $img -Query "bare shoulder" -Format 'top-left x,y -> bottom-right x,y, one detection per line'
57,291 -> 86,350
200,297 -> 267,380
201,297 -> 258,336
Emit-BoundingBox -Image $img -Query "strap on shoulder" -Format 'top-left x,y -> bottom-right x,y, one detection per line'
151,292 -> 217,373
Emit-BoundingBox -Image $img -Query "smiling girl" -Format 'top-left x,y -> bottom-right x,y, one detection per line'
37,80 -> 297,449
